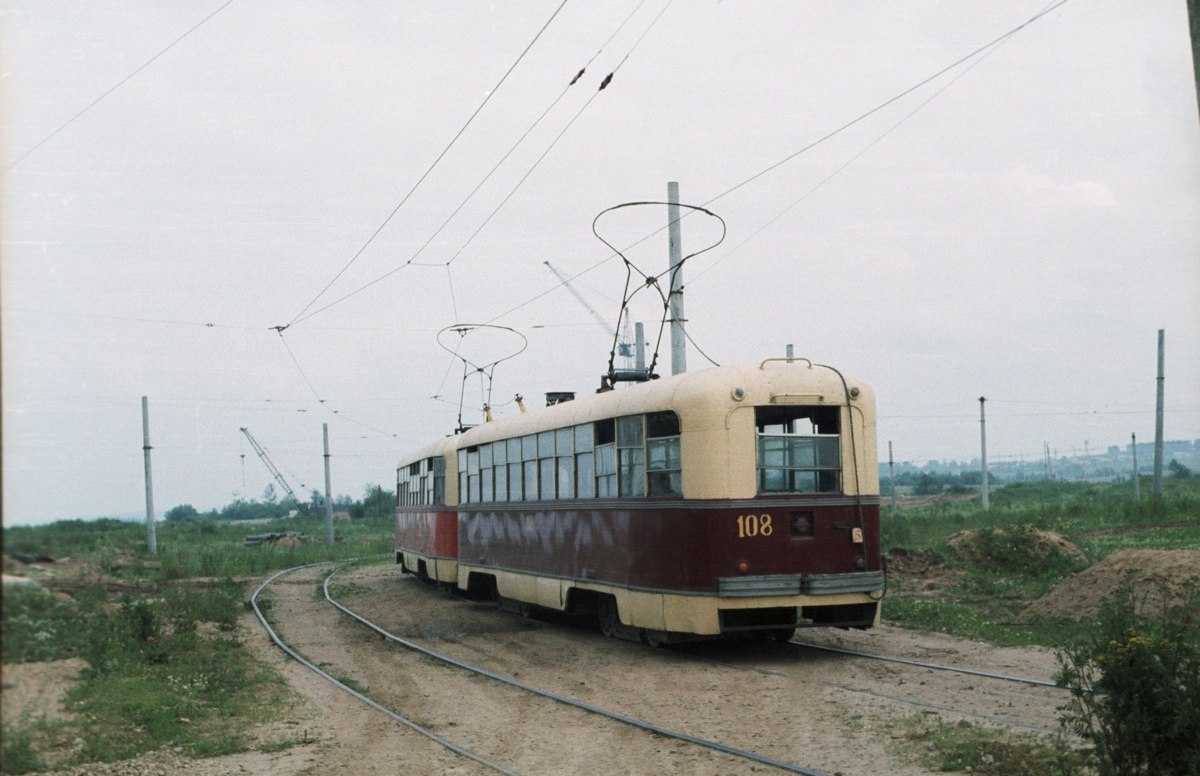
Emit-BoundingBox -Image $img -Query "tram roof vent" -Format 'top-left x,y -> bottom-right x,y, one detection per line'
545,391 -> 575,406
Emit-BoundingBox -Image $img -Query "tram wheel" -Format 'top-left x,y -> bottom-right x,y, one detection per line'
642,629 -> 669,648
597,596 -> 618,638
770,627 -> 796,644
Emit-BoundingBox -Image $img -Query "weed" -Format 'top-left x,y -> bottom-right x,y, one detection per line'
898,716 -> 1087,775
0,725 -> 44,775
1056,580 -> 1200,775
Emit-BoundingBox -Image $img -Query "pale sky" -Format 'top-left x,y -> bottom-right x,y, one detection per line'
3,1 -> 1198,525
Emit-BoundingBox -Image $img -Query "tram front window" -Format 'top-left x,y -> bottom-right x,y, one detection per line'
755,406 -> 841,494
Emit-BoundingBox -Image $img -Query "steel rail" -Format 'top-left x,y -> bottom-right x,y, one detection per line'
789,639 -> 1062,688
250,563 -> 519,776
323,564 -> 828,776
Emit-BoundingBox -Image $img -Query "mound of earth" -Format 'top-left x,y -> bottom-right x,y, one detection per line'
947,527 -> 1085,568
1020,548 -> 1200,622
883,548 -> 959,597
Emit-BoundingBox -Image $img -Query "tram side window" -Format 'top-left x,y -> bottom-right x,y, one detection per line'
493,440 -> 508,502
755,406 -> 841,494
458,449 -> 467,502
507,438 -> 522,501
595,419 -> 616,497
538,431 -> 556,500
400,458 -> 444,506
575,423 -> 595,498
431,457 -> 445,504
617,416 -> 645,497
556,427 -> 575,499
480,444 -> 493,502
522,435 -> 538,502
466,447 -> 481,503
646,411 -> 682,497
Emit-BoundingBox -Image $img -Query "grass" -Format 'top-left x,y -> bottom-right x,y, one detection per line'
1,513 -> 397,774
880,477 -> 1200,649
896,716 -> 1086,776
1,579 -> 292,773
3,514 -> 394,582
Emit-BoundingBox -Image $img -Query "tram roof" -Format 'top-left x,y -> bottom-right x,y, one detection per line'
397,361 -> 872,467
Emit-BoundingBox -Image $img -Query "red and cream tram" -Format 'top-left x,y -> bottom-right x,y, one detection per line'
395,358 -> 884,643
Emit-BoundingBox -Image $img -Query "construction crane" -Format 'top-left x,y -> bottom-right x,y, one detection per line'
239,427 -> 299,503
544,261 -> 635,368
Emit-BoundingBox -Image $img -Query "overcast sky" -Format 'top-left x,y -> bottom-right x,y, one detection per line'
3,1 -> 1198,526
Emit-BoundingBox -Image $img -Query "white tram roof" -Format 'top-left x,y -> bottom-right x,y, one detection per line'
397,360 -> 872,467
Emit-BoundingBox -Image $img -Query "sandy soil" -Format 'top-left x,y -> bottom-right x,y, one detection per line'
7,554 -> 1116,776
15,563 -> 1074,776
9,528 -> 1199,775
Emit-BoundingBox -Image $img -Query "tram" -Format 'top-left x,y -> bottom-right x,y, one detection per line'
395,358 -> 884,644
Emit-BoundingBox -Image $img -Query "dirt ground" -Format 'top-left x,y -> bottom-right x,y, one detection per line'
8,560 -> 1072,776
8,536 -> 1200,774
1020,548 -> 1200,621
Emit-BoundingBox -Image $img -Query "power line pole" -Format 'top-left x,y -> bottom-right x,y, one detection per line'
323,423 -> 335,545
141,396 -> 158,555
888,441 -> 897,518
1153,329 -> 1165,497
1132,432 -> 1140,502
979,396 -> 989,509
667,181 -> 686,376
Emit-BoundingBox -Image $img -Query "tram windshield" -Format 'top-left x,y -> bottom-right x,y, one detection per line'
755,405 -> 841,494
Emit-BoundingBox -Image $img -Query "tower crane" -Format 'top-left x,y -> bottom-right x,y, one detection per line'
239,427 -> 299,504
543,261 -> 635,368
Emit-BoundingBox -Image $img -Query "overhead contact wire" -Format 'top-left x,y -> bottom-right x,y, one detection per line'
441,1 -> 673,269
692,23 -> 1010,285
2,0 -> 239,176
282,0 -> 570,330
285,0 -> 652,326
485,0 -> 1071,326
702,0 -> 1072,207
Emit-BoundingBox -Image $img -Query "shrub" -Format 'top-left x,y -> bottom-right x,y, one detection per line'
1056,579 -> 1200,775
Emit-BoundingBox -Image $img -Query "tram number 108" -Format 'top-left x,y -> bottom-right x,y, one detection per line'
736,513 -> 773,538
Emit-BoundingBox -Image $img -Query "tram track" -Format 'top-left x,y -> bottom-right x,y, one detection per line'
251,562 -> 518,775
685,636 -> 1067,736
254,561 -> 1068,774
789,640 -> 1060,688
255,561 -> 831,776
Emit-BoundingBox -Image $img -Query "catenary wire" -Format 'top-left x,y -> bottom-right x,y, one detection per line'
690,24 -> 1008,286
282,0 -> 570,330
699,0 -> 1072,208
2,0 -> 239,176
483,0 -> 1072,326
286,0 -> 673,327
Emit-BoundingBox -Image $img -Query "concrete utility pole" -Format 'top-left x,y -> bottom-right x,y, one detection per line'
141,396 -> 158,555
1153,329 -> 1165,497
667,181 -> 686,376
1132,432 -> 1141,502
323,423 -> 335,545
888,441 -> 897,518
979,396 -> 990,509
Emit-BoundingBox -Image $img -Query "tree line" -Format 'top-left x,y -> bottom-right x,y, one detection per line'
164,484 -> 394,523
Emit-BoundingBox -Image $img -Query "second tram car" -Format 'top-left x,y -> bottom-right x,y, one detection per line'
395,358 -> 884,643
